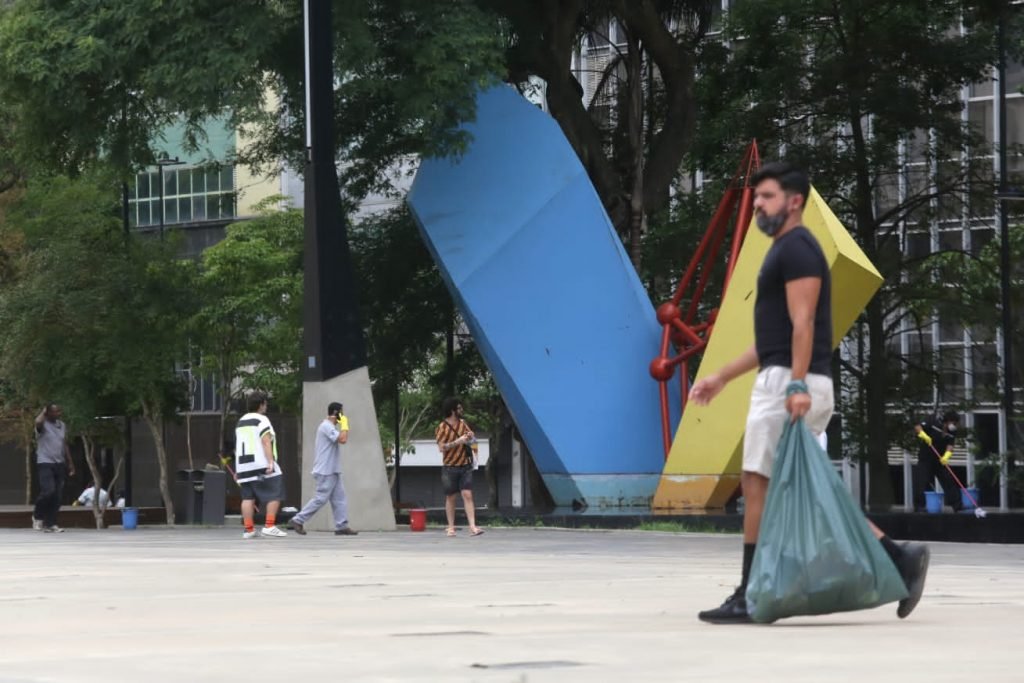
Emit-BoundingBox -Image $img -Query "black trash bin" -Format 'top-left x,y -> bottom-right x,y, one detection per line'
173,469 -> 227,525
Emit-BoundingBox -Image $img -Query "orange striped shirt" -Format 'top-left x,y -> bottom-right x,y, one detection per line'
435,418 -> 473,467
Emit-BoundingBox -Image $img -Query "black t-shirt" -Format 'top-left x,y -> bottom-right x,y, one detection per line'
917,419 -> 955,460
754,226 -> 832,376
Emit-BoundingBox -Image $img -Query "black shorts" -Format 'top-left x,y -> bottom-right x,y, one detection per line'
239,475 -> 285,503
441,465 -> 473,496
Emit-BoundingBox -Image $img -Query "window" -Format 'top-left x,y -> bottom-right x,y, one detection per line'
128,164 -> 235,228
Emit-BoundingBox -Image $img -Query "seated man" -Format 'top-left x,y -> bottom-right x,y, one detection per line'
75,483 -> 111,509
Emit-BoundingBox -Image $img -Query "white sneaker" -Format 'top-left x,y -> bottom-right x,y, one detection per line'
242,530 -> 258,539
261,525 -> 287,537
32,518 -> 43,531
44,525 -> 65,533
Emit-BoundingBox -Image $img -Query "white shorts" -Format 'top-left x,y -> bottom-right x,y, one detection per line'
743,366 -> 834,478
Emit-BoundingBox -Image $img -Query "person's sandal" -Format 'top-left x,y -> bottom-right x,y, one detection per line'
446,527 -> 457,537
470,527 -> 485,536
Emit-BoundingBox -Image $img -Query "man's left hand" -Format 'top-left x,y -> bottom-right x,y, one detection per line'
785,392 -> 811,421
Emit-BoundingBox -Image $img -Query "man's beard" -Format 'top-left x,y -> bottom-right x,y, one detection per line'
755,208 -> 788,237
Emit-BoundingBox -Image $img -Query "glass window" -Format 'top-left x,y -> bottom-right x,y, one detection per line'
164,198 -> 177,224
206,168 -> 220,193
137,173 -> 151,200
191,168 -> 206,194
876,171 -> 900,215
937,162 -> 964,220
906,231 -> 932,259
138,201 -> 151,226
938,346 -> 966,401
968,100 -> 994,147
220,166 -> 233,191
207,194 -> 220,220
1008,57 -> 1024,94
192,195 -> 206,221
971,227 -> 995,255
1007,98 -> 1024,147
939,229 -> 963,251
177,169 -> 191,195
938,302 -> 965,343
907,129 -> 929,162
164,170 -> 177,196
970,79 -> 993,98
972,344 -> 999,401
178,197 -> 191,222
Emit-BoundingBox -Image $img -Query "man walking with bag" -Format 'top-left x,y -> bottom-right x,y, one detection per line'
689,162 -> 930,624
289,402 -> 357,536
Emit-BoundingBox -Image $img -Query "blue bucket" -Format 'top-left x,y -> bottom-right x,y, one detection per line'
960,487 -> 980,511
122,507 -> 139,530
924,491 -> 944,514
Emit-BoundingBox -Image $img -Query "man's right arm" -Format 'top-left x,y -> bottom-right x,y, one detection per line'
689,345 -> 760,406
35,408 -> 45,432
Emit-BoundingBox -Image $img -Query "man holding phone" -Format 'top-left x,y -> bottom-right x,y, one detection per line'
289,401 -> 358,536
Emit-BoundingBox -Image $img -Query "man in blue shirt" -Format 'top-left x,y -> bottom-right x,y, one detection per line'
290,402 -> 358,536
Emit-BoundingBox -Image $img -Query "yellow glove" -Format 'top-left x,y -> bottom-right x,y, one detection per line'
916,430 -> 932,446
940,449 -> 953,465
339,415 -> 349,431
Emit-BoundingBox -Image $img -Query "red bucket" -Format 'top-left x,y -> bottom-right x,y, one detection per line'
409,508 -> 426,532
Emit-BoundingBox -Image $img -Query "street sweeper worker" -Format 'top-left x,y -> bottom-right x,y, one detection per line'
914,411 -> 962,512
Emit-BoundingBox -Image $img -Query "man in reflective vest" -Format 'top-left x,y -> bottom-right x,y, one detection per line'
235,392 -> 287,538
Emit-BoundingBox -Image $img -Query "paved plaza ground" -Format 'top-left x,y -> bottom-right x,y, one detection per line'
1,526 -> 1020,682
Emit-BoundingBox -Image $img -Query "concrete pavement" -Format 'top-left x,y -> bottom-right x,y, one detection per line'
1,526 -> 1020,682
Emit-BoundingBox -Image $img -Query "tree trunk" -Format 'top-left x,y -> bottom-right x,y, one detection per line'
23,424 -> 32,506
141,401 -> 175,524
81,435 -> 105,529
624,25 -> 646,271
865,297 -> 895,507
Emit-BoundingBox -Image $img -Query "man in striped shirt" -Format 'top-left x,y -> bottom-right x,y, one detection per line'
435,397 -> 483,537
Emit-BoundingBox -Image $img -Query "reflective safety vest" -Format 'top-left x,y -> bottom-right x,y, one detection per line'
235,412 -> 280,483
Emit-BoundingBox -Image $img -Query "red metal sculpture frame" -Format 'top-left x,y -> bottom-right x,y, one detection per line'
649,142 -> 762,457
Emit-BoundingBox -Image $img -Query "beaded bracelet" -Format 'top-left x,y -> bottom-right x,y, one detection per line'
785,380 -> 809,397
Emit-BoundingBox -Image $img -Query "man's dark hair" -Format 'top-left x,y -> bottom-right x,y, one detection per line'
750,161 -> 811,206
327,401 -> 343,416
942,410 -> 960,424
442,396 -> 462,418
246,392 -> 268,413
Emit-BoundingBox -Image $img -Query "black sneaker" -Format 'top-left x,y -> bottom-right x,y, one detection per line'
896,542 -> 930,619
290,520 -> 306,535
698,587 -> 753,624
335,527 -> 358,536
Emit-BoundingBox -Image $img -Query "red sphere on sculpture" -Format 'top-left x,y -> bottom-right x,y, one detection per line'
649,357 -> 674,382
656,302 -> 680,326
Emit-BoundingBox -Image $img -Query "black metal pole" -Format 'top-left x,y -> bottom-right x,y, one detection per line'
302,0 -> 366,381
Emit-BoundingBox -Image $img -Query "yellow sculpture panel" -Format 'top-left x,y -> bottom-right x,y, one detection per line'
652,188 -> 883,509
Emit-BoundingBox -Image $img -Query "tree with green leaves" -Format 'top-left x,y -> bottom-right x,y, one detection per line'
0,171 -> 195,523
695,0 -> 1015,504
192,198 -> 304,443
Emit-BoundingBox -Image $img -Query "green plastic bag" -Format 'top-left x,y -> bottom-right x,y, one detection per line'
745,419 -> 908,623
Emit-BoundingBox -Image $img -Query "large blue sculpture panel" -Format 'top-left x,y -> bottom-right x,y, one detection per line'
407,85 -> 678,507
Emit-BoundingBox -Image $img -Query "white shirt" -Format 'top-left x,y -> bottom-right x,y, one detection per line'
78,487 -> 110,508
